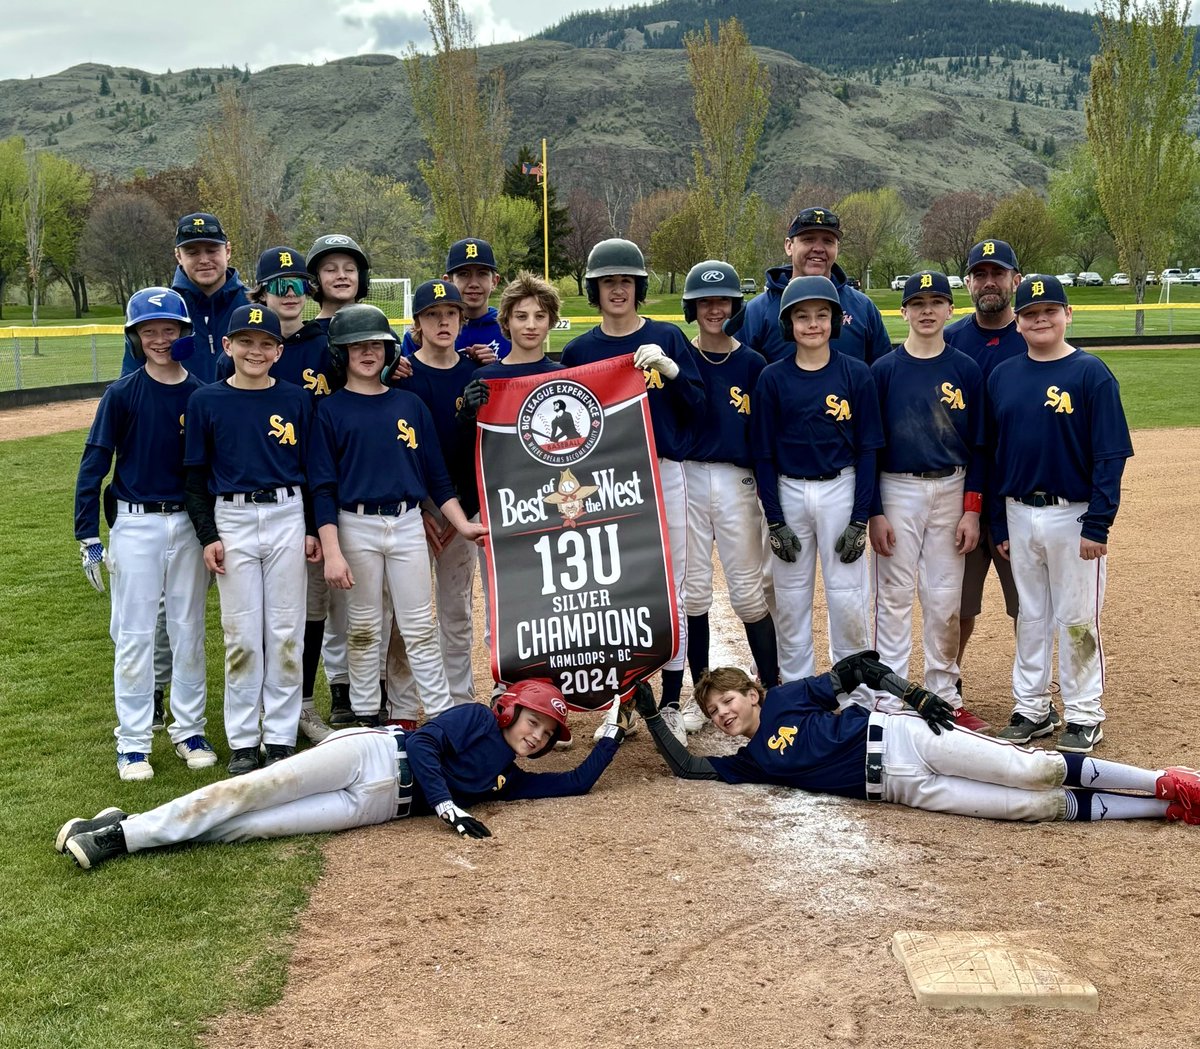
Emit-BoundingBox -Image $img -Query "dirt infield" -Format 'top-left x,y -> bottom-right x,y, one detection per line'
11,407 -> 1197,1047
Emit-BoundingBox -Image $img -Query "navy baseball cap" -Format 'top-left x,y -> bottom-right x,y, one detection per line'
1014,274 -> 1069,313
176,213 -> 228,246
966,239 -> 1019,273
226,304 -> 283,341
256,247 -> 308,284
412,279 -> 466,317
787,206 -> 841,239
902,271 -> 954,306
445,238 -> 498,273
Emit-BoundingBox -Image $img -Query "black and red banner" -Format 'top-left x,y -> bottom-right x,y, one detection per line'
476,355 -> 677,710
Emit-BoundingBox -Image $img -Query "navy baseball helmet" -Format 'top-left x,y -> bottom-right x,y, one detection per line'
1014,274 -> 1069,313
584,238 -> 649,307
787,206 -> 841,239
412,279 -> 466,317
124,287 -> 192,361
226,304 -> 283,342
492,679 -> 571,756
778,275 -> 842,341
681,260 -> 743,323
256,247 -> 309,285
175,212 -> 227,246
446,238 -> 498,273
967,239 -> 1019,273
306,234 -> 371,301
902,271 -> 954,306
326,303 -> 397,378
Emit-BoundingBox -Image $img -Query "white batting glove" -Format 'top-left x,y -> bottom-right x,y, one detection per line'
79,539 -> 106,593
435,800 -> 492,839
633,343 -> 680,380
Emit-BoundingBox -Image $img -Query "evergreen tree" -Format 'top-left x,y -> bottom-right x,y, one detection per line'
502,145 -> 571,278
99,74 -> 111,96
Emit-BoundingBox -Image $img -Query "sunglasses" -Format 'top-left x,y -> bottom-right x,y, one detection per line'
264,277 -> 309,297
177,221 -> 225,238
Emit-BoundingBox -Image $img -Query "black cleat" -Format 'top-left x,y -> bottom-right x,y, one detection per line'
328,682 -> 355,727
66,823 -> 128,870
262,744 -> 295,767
56,807 -> 127,854
228,747 -> 260,776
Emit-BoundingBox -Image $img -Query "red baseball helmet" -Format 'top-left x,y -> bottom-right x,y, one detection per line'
493,679 -> 571,752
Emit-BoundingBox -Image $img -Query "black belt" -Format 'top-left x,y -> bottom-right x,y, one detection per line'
120,500 -> 186,514
904,467 -> 957,479
865,721 -> 884,801
393,730 -> 414,818
220,486 -> 297,504
1015,492 -> 1068,508
784,470 -> 842,482
341,501 -> 412,516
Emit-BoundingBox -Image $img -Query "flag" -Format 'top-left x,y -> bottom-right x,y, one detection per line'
521,162 -> 543,177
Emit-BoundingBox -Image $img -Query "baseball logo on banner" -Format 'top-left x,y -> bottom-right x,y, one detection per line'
476,355 -> 678,709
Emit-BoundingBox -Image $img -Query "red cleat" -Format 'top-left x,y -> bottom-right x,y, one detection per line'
1156,767 -> 1200,811
952,706 -> 992,734
1165,801 -> 1200,826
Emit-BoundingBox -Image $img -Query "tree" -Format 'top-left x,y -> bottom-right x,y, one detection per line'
0,137 -> 26,321
99,74 -> 111,96
976,188 -> 1066,273
835,188 -> 913,288
405,0 -> 510,256
484,196 -> 540,277
38,152 -> 93,318
295,165 -> 429,278
196,86 -> 285,275
684,18 -> 770,277
1047,144 -> 1113,272
79,190 -> 172,306
1087,0 -> 1198,330
502,145 -> 571,278
648,194 -> 707,293
22,150 -> 47,349
919,190 -> 999,275
129,165 -> 203,225
563,189 -> 608,294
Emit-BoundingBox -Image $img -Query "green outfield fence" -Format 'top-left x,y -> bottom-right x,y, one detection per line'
2,302 -> 1199,401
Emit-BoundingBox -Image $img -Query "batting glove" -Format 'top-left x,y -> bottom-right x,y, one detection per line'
597,691 -> 638,743
767,521 -> 802,563
830,650 -> 891,693
79,539 -> 106,593
901,683 -> 957,736
632,344 -> 680,380
834,520 -> 868,564
457,378 -> 490,420
632,681 -> 659,721
435,800 -> 492,839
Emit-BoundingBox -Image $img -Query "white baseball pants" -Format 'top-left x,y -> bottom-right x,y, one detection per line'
659,457 -> 687,672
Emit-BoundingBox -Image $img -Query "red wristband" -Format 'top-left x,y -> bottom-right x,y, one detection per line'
963,492 -> 982,514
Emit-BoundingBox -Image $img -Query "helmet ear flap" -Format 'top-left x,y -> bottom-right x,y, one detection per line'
682,300 -> 697,324
634,276 -> 648,305
127,330 -> 144,362
585,278 -> 600,308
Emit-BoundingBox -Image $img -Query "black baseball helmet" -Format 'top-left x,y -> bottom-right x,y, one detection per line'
681,260 -> 743,323
778,275 -> 842,341
326,303 -> 397,376
306,234 -> 371,302
584,238 -> 648,307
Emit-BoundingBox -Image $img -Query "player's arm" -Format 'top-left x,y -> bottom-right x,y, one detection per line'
1080,456 -> 1127,559
74,442 -> 116,592
183,465 -> 223,572
633,684 -> 722,780
406,712 -> 499,838
831,651 -> 955,734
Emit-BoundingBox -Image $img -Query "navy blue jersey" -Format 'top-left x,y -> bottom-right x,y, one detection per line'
987,349 -> 1132,542
121,268 -> 249,383
943,314 -> 1026,383
183,380 -> 312,494
871,346 -> 985,485
74,368 -> 205,538
216,319 -> 337,400
473,357 -> 564,381
561,319 -> 704,461
706,677 -> 871,800
308,388 -> 455,528
738,264 -> 893,366
393,354 -> 479,471
684,345 -> 766,467
405,702 -> 619,814
751,351 -> 884,521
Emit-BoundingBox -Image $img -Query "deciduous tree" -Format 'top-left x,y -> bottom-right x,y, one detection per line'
563,189 -> 609,295
483,196 -> 539,277
835,188 -> 913,288
1048,144 -> 1113,272
80,190 -> 172,306
976,189 -> 1065,274
919,190 -> 998,275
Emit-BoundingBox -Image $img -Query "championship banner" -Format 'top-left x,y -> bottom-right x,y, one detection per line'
476,356 -> 677,710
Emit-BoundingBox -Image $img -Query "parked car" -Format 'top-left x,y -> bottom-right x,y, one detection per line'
739,278 -> 757,294
1145,271 -> 1159,285
947,275 -> 964,289
845,275 -> 862,289
1109,272 -> 1130,286
1161,268 -> 1185,283
1056,273 -> 1077,286
1077,271 -> 1104,286
890,274 -> 911,291
1183,268 -> 1200,285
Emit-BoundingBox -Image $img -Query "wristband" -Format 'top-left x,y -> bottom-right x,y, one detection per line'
963,491 -> 982,514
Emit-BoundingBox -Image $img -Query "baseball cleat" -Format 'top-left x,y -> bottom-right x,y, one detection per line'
262,744 -> 296,767
298,708 -> 333,743
553,737 -> 575,751
175,735 -> 218,769
996,713 -> 1057,744
1056,723 -> 1104,754
1156,767 -> 1200,811
56,807 -> 127,854
681,702 -> 707,733
152,689 -> 166,732
117,752 -> 154,781
328,683 -> 355,727
951,707 -> 992,734
657,705 -> 689,747
1165,801 -> 1200,826
227,747 -> 260,776
65,823 -> 128,870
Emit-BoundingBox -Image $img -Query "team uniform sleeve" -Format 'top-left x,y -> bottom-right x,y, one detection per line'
74,389 -> 121,538
415,402 -> 457,508
851,366 -> 884,522
983,382 -> 1008,545
1082,458 -> 1126,543
307,404 -> 341,529
1081,367 -> 1133,543
752,370 -> 784,522
642,711 -> 722,780
405,713 -> 494,810
184,465 -> 219,546
495,737 -> 622,800
963,361 -> 986,500
664,328 -> 706,415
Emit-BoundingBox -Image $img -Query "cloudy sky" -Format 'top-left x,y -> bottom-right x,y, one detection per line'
0,0 -> 1099,81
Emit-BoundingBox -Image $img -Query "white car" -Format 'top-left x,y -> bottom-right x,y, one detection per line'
1056,273 -> 1077,286
1109,272 -> 1130,286
947,275 -> 964,289
890,274 -> 911,291
1161,268 -> 1185,283
1184,268 -> 1200,285
1077,271 -> 1104,286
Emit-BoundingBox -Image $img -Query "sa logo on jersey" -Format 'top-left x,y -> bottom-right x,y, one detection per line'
494,774 -> 506,792
303,369 -> 331,396
939,382 -> 966,410
178,412 -> 185,435
729,387 -> 750,414
268,414 -> 296,445
825,394 -> 852,421
396,419 -> 418,448
1044,386 -> 1074,414
643,367 -> 665,390
768,725 -> 798,752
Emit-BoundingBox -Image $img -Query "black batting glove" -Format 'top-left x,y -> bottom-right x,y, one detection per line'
632,681 -> 659,720
830,650 -> 891,693
457,378 -> 490,421
901,683 -> 957,735
768,521 -> 801,563
835,520 -> 868,563
435,800 -> 492,839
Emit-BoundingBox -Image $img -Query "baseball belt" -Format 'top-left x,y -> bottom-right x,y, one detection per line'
1014,492 -> 1068,507
393,731 -> 414,819
864,715 -> 885,801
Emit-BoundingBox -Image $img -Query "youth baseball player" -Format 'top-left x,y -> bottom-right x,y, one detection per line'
733,206 -> 892,365
75,288 -> 213,781
869,272 -> 989,731
633,655 -> 1200,826
987,275 -> 1133,754
184,305 -> 318,775
57,680 -> 636,869
943,239 -> 1025,693
752,275 -> 884,691
561,239 -> 706,725
678,260 -> 779,728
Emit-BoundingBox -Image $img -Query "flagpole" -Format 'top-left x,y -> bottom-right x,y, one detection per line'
541,137 -> 550,282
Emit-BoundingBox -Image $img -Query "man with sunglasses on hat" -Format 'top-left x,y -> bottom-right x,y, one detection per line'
122,212 -> 249,384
